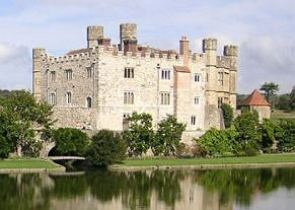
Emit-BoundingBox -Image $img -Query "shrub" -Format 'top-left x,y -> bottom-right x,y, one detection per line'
221,103 -> 234,128
234,110 -> 261,155
259,119 -> 277,152
86,130 -> 127,167
0,135 -> 12,159
53,128 -> 89,156
276,119 -> 295,152
197,128 -> 239,157
152,115 -> 186,156
123,112 -> 154,157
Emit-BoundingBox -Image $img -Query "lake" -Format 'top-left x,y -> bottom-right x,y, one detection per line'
0,167 -> 295,210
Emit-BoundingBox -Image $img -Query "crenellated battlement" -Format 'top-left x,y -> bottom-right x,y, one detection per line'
216,56 -> 231,69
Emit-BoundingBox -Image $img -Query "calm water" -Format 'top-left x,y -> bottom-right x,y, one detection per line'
1,168 -> 295,210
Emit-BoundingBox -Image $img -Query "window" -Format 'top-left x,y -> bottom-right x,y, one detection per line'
86,67 -> 92,78
160,92 -> 170,105
65,69 -> 73,81
86,97 -> 92,108
161,69 -> 171,80
124,67 -> 134,78
124,92 -> 134,104
66,92 -> 72,104
218,97 -> 223,108
218,72 -> 224,86
206,73 -> 209,82
194,96 -> 200,105
194,73 -> 201,82
49,93 -> 56,105
50,71 -> 56,82
191,116 -> 196,125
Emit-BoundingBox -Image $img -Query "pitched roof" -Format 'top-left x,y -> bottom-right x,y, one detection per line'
173,66 -> 191,73
240,89 -> 271,106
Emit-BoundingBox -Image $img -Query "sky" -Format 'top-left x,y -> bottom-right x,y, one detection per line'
0,0 -> 294,93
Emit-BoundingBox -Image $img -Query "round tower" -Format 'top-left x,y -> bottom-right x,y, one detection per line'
32,48 -> 45,102
202,38 -> 217,66
223,45 -> 238,57
119,23 -> 137,52
87,26 -> 104,48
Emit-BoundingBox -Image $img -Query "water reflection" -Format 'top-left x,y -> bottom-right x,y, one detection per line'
0,168 -> 295,210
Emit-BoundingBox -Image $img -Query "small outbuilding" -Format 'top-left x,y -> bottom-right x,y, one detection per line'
239,89 -> 271,121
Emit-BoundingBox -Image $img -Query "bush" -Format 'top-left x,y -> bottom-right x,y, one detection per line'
197,128 -> 239,157
259,119 -> 277,152
152,115 -> 186,156
123,112 -> 154,157
221,103 -> 234,128
53,128 -> 89,156
86,130 -> 127,167
234,110 -> 261,155
0,135 -> 12,159
276,119 -> 295,152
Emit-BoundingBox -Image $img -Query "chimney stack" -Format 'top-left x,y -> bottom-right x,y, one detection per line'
180,36 -> 190,67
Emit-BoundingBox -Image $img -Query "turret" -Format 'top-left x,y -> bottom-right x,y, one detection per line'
120,23 -> 138,54
32,48 -> 45,102
202,38 -> 217,66
87,26 -> 104,48
179,36 -> 190,67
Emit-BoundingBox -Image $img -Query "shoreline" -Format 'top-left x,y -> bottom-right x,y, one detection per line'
109,162 -> 295,172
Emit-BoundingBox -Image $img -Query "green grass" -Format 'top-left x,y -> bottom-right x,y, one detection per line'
0,158 -> 60,169
122,153 -> 295,167
271,109 -> 295,119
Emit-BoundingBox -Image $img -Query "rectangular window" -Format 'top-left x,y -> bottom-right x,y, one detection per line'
86,67 -> 92,78
49,93 -> 56,105
218,97 -> 223,108
160,92 -> 170,105
161,69 -> 171,80
65,69 -> 73,81
194,96 -> 200,105
66,92 -> 72,104
50,71 -> 56,82
124,91 -> 134,104
124,67 -> 134,78
191,116 -> 196,125
218,72 -> 224,86
194,74 -> 201,82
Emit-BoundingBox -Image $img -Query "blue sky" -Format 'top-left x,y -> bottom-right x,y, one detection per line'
0,0 -> 294,93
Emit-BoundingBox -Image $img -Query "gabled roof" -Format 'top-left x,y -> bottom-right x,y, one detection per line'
240,89 -> 271,106
173,66 -> 191,73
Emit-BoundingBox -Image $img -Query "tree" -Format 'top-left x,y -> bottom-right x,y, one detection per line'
86,130 -> 127,167
221,103 -> 234,128
0,90 -> 55,157
290,86 -> 295,110
123,112 -> 154,157
260,82 -> 279,107
152,115 -> 186,156
53,128 -> 89,156
234,110 -> 261,155
276,94 -> 291,111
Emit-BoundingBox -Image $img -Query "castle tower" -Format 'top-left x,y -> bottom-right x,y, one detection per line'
32,48 -> 45,102
224,45 -> 238,109
202,38 -> 221,129
179,36 -> 190,67
87,26 -> 104,48
119,23 -> 137,54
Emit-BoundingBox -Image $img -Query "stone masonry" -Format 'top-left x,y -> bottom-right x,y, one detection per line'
32,23 -> 238,142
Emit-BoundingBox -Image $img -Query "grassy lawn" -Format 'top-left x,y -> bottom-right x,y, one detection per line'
122,153 -> 295,167
0,158 -> 60,169
271,109 -> 295,119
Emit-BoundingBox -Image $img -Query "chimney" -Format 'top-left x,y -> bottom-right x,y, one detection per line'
180,36 -> 190,66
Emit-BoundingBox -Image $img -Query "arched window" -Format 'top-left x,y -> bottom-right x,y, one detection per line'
50,93 -> 56,105
86,97 -> 92,108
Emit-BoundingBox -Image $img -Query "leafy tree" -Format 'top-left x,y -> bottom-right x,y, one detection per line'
86,130 -> 127,167
234,110 -> 261,155
152,115 -> 186,156
259,119 -> 278,152
276,94 -> 291,111
197,128 -> 239,157
123,112 -> 154,157
53,128 -> 89,156
260,82 -> 279,107
290,86 -> 295,110
221,103 -> 234,128
276,119 -> 295,152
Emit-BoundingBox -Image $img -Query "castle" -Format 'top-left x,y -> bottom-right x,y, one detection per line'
32,23 -> 238,142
